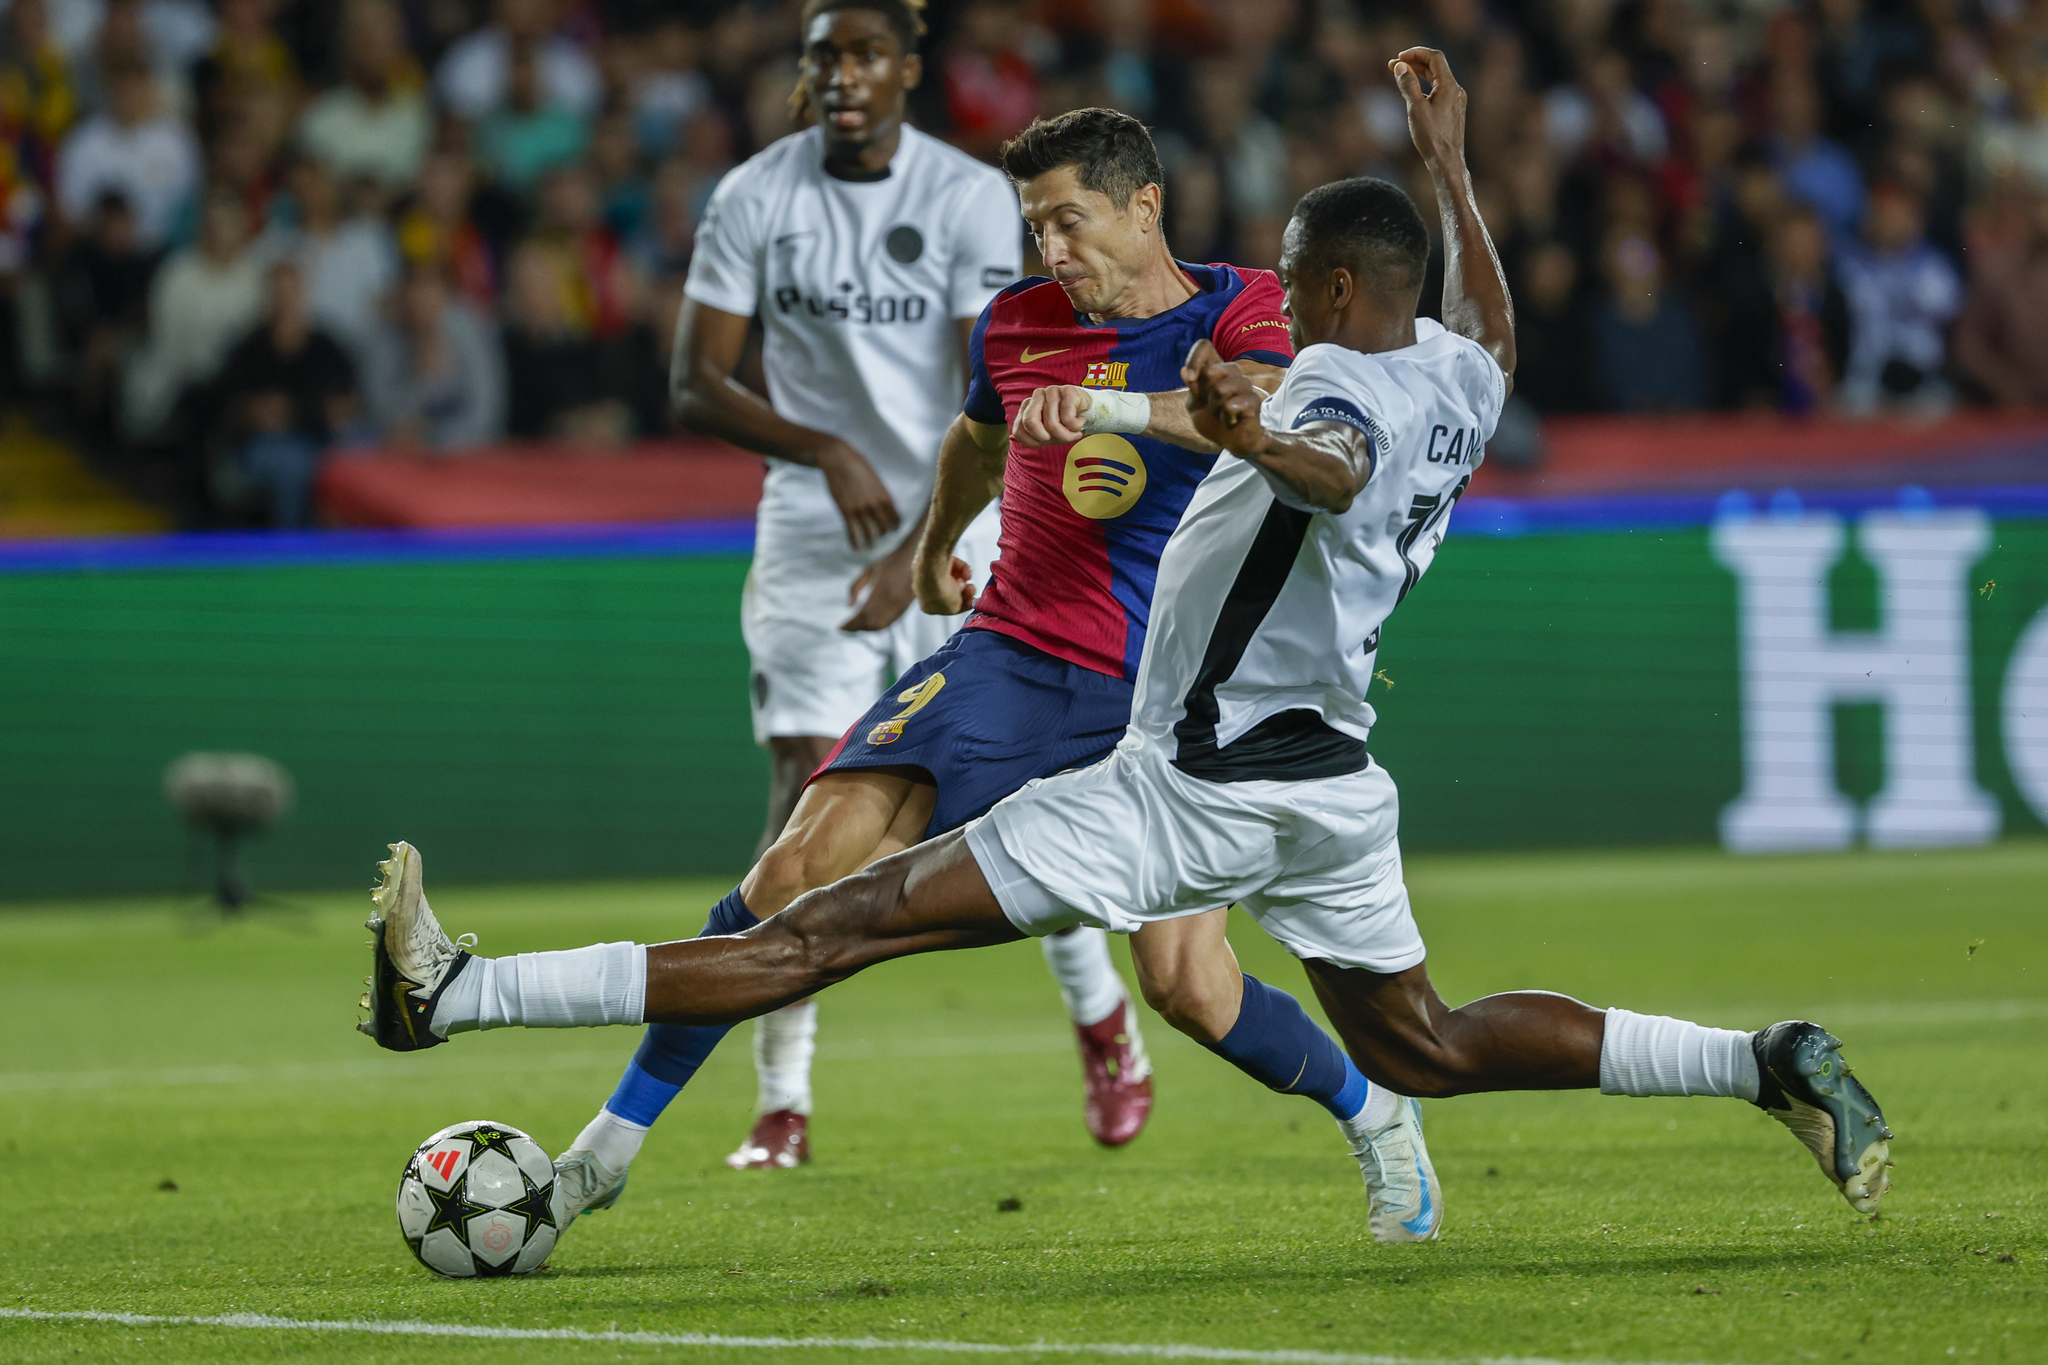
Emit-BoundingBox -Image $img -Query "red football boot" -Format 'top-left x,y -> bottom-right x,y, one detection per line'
723,1110 -> 811,1170
1076,997 -> 1153,1147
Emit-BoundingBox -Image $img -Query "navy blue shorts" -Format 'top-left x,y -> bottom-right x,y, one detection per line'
814,627 -> 1135,838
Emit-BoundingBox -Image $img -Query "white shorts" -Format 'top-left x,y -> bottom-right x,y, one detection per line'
741,504 -> 1000,744
964,740 -> 1426,974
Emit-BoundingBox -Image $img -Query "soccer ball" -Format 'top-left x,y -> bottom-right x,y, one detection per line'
396,1120 -> 558,1278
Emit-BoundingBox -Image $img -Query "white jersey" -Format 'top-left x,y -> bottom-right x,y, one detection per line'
682,124 -> 1022,559
1128,321 -> 1506,780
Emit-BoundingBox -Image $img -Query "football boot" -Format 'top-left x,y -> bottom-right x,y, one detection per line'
552,1149 -> 629,1222
725,1110 -> 811,1169
1346,1097 -> 1443,1243
1752,1020 -> 1892,1213
358,841 -> 473,1051
1076,997 -> 1153,1147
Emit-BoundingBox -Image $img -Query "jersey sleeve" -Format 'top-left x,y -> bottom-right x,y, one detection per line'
1212,269 -> 1295,367
682,167 -> 762,317
1260,345 -> 1380,509
961,294 -> 1006,425
946,170 -> 1024,320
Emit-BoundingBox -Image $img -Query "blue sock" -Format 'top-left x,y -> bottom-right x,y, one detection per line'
604,887 -> 759,1126
1202,973 -> 1369,1121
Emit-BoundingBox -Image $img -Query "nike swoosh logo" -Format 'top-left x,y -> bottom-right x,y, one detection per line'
1401,1154 -> 1435,1235
1019,347 -> 1068,363
392,981 -> 419,1043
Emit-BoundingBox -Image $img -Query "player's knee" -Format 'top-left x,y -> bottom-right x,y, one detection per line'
1137,971 -> 1233,1045
750,829 -> 847,917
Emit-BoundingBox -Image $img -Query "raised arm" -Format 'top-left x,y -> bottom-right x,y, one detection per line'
1008,363 -> 1287,453
670,298 -> 900,548
1182,340 -> 1370,513
913,412 -> 1008,615
1391,47 -> 1515,390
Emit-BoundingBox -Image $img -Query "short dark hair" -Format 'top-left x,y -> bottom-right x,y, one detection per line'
999,108 -> 1165,212
1290,177 -> 1429,295
797,0 -> 927,52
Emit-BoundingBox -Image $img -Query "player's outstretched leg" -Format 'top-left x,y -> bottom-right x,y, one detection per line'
1303,961 -> 1892,1214
1042,927 -> 1153,1147
1127,913 -> 1437,1242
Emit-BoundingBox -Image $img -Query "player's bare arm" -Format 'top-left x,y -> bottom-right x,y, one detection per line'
913,412 -> 1007,614
1008,364 -> 1286,454
1391,47 -> 1516,388
843,316 -> 983,629
671,298 -> 901,549
1182,339 -> 1371,513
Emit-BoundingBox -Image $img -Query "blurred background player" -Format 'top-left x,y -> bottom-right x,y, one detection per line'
588,0 -> 1138,1177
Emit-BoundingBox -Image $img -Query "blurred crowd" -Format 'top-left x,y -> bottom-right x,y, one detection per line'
9,0 -> 2048,525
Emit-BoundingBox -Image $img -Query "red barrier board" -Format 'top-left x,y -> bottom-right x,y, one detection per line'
316,440 -> 766,529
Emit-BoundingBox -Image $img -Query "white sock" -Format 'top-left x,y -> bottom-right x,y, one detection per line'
754,999 -> 818,1115
1598,1008 -> 1760,1101
571,1107 -> 649,1172
1040,926 -> 1126,1026
1336,1082 -> 1405,1145
434,943 -> 646,1036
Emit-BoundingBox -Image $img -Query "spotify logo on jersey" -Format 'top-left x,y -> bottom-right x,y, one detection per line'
1063,435 -> 1147,519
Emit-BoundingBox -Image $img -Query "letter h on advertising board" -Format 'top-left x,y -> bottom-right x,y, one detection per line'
1713,508 -> 1999,852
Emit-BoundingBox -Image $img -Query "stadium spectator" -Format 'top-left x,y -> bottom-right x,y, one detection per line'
283,154 -> 399,359
628,19 -> 710,159
499,238 -> 628,442
1834,180 -> 1960,413
360,262 -> 503,450
940,0 -> 1041,162
626,153 -> 698,280
189,0 -> 296,148
395,148 -> 496,311
476,38 -> 588,194
1591,229 -> 1706,411
1768,69 -> 1864,243
435,0 -> 600,123
123,184 -> 267,438
53,190 -> 156,435
297,0 -> 431,192
523,162 -> 635,340
1767,203 -> 1849,414
1954,187 -> 2048,407
207,258 -> 356,527
0,0 -> 78,199
55,54 -> 198,249
590,109 -> 649,241
1510,238 -> 1597,413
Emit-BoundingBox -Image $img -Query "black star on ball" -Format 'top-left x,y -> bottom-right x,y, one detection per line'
505,1171 -> 557,1234
422,1178 -> 481,1239
467,1127 -> 519,1160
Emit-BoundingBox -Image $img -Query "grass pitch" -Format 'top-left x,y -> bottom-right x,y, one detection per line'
1,842 -> 2042,1365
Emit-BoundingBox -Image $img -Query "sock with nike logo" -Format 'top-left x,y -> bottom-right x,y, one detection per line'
1201,972 -> 1382,1122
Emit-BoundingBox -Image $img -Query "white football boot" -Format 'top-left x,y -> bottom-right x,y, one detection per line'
552,1148 -> 630,1223
358,841 -> 475,1051
1345,1097 -> 1443,1243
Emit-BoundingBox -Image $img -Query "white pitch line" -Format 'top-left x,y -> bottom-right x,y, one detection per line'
0,1308 -> 1707,1365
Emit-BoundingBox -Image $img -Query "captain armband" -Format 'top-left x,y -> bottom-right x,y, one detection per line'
1080,388 -> 1150,436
